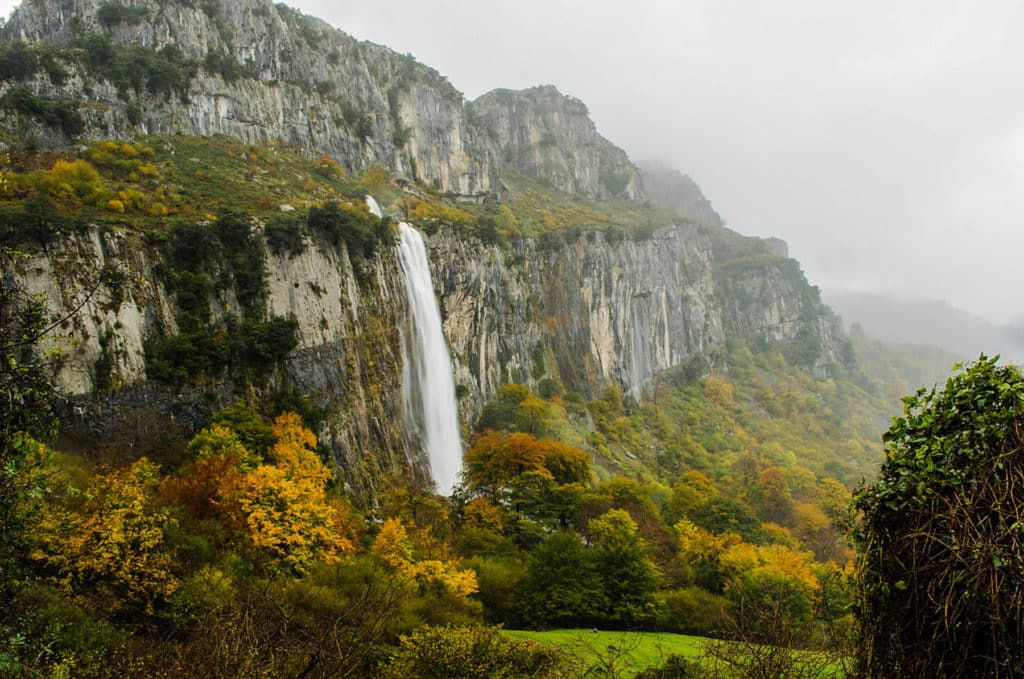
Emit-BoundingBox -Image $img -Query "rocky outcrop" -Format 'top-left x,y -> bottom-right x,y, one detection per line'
25,221 -> 427,497
471,86 -> 643,199
1,0 -> 498,198
638,160 -> 723,227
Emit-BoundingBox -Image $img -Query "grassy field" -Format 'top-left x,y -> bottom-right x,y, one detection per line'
504,628 -> 706,676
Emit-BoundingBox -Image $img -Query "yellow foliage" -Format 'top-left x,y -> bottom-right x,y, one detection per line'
233,414 -> 353,572
703,374 -> 735,408
187,423 -> 260,469
407,198 -> 474,226
372,518 -> 478,600
42,158 -> 108,204
720,541 -> 820,598
30,458 -> 179,614
675,518 -> 740,563
463,496 -> 504,532
106,198 -> 125,213
268,412 -> 329,484
315,154 -> 344,178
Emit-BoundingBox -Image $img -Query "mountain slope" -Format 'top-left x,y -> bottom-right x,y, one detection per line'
0,0 -> 497,196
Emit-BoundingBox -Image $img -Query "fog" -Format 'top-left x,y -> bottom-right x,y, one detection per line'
3,0 -> 1021,324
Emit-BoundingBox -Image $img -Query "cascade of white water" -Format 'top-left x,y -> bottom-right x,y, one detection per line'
367,196 -> 462,494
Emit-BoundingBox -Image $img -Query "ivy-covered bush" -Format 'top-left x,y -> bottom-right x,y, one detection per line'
853,357 -> 1024,678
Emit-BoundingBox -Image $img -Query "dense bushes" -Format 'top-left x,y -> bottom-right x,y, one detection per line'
2,87 -> 85,137
307,199 -> 395,258
147,211 -> 298,383
853,357 -> 1024,678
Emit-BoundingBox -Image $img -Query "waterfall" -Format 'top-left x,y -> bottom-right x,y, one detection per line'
367,197 -> 463,494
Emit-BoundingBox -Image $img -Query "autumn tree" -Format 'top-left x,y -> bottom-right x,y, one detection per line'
30,458 -> 179,614
462,429 -> 589,535
237,413 -> 355,571
372,518 -> 478,603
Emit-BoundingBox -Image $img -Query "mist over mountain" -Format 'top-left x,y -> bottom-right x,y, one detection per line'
824,289 -> 1024,364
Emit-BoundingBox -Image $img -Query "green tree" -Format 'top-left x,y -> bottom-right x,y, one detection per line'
588,509 -> 660,623
853,357 -> 1024,678
0,248 -> 60,593
518,531 -> 603,626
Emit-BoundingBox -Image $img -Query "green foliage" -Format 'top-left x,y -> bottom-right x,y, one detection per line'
208,402 -> 273,456
599,165 -> 631,196
76,32 -> 197,102
2,87 -> 85,137
96,2 -> 151,27
145,315 -> 298,383
690,497 -> 763,544
203,49 -> 245,83
518,531 -> 603,626
853,357 -> 1024,678
0,249 -> 59,587
0,41 -> 38,81
264,213 -> 306,257
587,509 -> 661,623
657,587 -> 730,636
307,199 -> 395,259
382,624 -> 564,679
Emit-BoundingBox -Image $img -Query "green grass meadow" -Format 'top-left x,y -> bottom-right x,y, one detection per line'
504,629 -> 706,676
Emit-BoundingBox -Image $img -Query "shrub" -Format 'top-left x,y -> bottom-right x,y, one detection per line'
853,357 -> 1024,677
307,199 -> 394,258
381,625 -> 564,679
264,214 -> 306,257
2,87 -> 85,137
0,41 -> 38,81
96,2 -> 150,27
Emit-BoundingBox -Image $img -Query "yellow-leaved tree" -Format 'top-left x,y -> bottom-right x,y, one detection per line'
236,413 -> 356,572
372,518 -> 478,601
165,411 -> 357,573
31,457 -> 179,614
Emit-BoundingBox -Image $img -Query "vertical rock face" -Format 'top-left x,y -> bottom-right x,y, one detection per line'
26,224 -> 428,497
430,224 -> 848,416
28,218 -> 847,491
0,0 -> 499,198
471,86 -> 644,199
0,0 -> 851,491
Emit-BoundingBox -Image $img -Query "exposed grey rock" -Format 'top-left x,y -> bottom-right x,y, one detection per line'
26,218 -> 847,491
471,85 -> 644,199
1,0 -> 499,198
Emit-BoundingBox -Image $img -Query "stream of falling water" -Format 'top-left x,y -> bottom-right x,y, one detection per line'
367,196 -> 462,494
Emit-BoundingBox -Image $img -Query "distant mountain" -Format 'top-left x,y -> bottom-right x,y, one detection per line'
824,290 -> 1024,363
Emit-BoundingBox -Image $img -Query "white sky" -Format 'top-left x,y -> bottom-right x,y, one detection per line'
3,0 -> 1022,323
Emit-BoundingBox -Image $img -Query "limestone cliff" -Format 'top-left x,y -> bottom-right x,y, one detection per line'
23,210 -> 846,498
432,224 -> 846,418
26,221 -> 426,496
0,1 -> 851,493
0,0 -> 497,197
470,86 -> 643,200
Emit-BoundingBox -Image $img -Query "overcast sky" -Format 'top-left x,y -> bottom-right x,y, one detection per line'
3,0 -> 1022,323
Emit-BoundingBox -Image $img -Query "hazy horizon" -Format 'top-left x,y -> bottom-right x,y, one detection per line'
2,0 -> 1021,325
